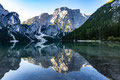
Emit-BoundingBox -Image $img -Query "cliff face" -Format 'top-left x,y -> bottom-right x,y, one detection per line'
0,4 -> 31,43
24,7 -> 90,40
23,13 -> 50,25
50,7 -> 89,30
0,4 -> 90,42
0,4 -> 8,28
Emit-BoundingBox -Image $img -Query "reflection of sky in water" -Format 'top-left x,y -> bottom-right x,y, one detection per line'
1,42 -> 117,80
2,59 -> 109,80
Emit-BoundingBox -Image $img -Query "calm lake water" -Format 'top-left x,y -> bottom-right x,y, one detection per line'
0,42 -> 120,80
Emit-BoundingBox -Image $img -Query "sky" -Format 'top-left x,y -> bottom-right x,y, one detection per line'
0,0 -> 110,22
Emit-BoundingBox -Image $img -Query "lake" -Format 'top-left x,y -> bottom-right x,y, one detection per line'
0,42 -> 120,80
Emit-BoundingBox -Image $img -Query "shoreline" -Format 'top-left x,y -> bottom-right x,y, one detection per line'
62,40 -> 120,43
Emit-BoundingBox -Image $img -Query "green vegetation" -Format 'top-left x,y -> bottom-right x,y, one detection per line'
62,2 -> 120,42
21,23 -> 31,26
60,25 -> 63,29
50,23 -> 55,26
107,36 -> 120,42
50,20 -> 61,26
0,28 -> 12,43
66,22 -> 72,26
55,20 -> 60,24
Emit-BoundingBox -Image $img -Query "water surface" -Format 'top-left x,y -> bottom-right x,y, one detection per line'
0,42 -> 120,80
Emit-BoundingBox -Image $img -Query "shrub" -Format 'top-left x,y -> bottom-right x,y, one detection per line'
107,36 -> 120,42
107,36 -> 115,41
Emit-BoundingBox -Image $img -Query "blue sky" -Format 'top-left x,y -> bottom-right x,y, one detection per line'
0,0 -> 110,22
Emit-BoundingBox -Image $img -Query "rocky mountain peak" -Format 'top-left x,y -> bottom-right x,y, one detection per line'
54,7 -> 80,15
37,13 -> 50,23
31,13 -> 50,28
23,7 -> 90,40
55,7 -> 72,12
39,13 -> 49,18
0,4 -> 31,43
3,12 -> 20,27
0,4 -> 9,22
55,7 -> 80,12
0,4 -> 4,9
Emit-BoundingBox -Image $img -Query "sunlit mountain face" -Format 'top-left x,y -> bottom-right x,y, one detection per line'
0,1 -> 120,80
0,42 -> 120,80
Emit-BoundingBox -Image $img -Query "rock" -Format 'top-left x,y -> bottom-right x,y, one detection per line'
23,13 -> 50,25
0,4 -> 9,22
32,13 -> 50,26
0,4 -> 9,28
50,7 -> 89,30
25,22 -> 40,40
3,12 -> 20,27
42,24 -> 59,36
0,4 -> 31,43
22,16 -> 39,25
0,4 -> 90,42
24,7 -> 90,40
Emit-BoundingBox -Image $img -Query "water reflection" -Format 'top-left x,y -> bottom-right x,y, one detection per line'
64,42 -> 120,80
0,42 -> 110,80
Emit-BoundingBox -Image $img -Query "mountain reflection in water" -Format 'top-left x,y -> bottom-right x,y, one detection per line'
0,42 -> 110,80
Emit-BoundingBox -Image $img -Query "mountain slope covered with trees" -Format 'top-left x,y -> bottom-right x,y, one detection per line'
62,0 -> 120,42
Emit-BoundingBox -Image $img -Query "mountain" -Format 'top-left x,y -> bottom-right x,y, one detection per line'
0,4 -> 31,43
23,7 -> 90,40
62,0 -> 120,42
22,16 -> 41,25
0,4 -> 90,43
